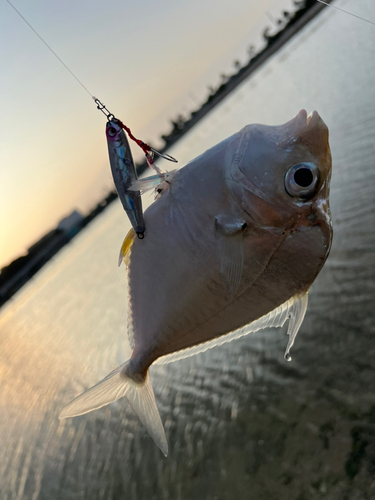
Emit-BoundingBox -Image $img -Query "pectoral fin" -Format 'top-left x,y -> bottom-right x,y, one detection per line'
215,215 -> 247,296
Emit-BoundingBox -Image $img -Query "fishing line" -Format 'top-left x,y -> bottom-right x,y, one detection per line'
5,0 -> 177,163
316,0 -> 375,27
5,0 -> 94,97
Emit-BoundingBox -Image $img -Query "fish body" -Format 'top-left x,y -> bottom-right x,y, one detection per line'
106,119 -> 145,236
126,111 -> 331,366
61,110 -> 332,456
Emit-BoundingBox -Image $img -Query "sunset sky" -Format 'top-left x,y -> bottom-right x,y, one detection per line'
0,0 -> 294,269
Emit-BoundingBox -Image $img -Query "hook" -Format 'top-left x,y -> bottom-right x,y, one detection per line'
150,148 -> 178,163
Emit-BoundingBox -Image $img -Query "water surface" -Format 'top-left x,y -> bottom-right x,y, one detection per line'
1,2 -> 375,498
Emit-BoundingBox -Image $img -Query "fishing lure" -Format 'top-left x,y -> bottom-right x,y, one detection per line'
96,98 -> 177,239
106,118 -> 146,238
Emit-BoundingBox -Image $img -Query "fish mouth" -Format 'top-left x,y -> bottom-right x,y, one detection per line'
293,109 -> 319,129
276,109 -> 329,153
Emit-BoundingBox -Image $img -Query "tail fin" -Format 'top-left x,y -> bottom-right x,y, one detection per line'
59,363 -> 168,456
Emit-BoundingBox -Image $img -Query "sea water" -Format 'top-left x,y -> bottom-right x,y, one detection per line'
1,1 -> 375,498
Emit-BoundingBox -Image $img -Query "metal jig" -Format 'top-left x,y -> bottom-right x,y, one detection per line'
93,97 -> 177,163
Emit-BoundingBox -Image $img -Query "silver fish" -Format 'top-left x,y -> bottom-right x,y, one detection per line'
106,119 -> 145,237
61,110 -> 333,457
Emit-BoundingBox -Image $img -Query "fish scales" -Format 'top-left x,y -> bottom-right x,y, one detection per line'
126,180 -> 281,364
126,113 -> 331,367
61,110 -> 332,457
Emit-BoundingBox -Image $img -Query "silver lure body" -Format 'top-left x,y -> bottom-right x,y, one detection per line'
106,119 -> 145,236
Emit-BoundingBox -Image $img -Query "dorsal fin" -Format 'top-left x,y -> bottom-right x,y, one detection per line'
155,293 -> 308,365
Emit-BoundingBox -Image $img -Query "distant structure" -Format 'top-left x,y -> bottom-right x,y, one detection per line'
0,0 -> 331,308
1,209 -> 85,307
0,191 -> 118,309
155,0 -> 332,161
58,210 -> 83,237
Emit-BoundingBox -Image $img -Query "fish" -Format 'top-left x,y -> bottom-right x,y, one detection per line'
106,118 -> 146,237
60,109 -> 333,457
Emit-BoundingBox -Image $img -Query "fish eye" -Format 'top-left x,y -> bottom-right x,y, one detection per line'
284,162 -> 320,199
108,127 -> 117,137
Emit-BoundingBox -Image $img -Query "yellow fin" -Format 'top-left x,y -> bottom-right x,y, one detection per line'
118,228 -> 136,267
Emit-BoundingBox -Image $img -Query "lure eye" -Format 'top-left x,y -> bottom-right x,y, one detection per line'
284,162 -> 320,199
108,127 -> 117,138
